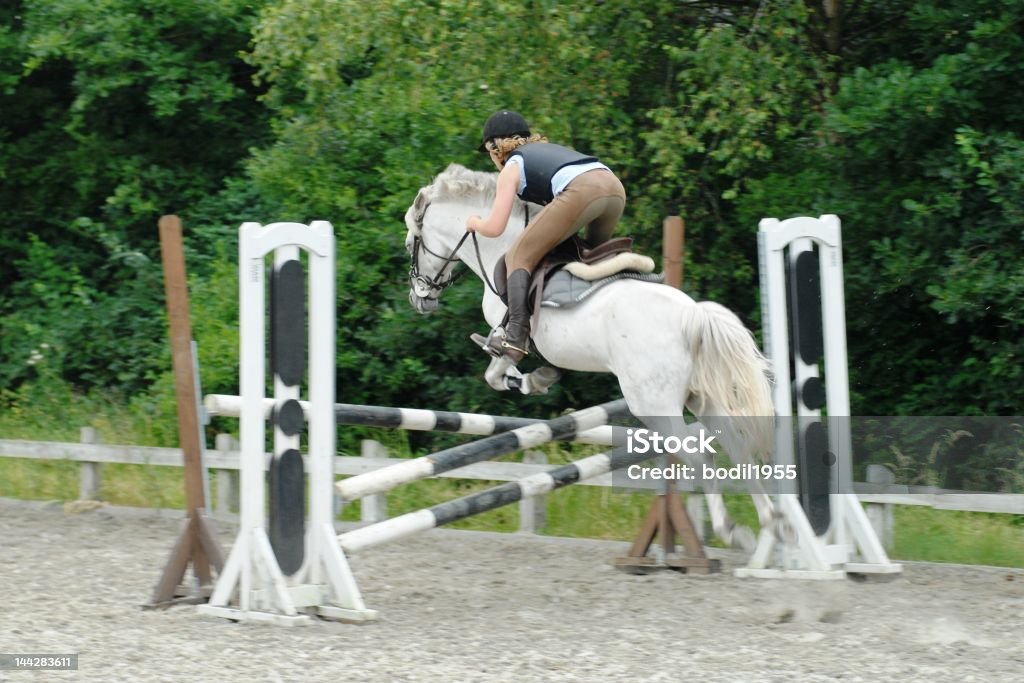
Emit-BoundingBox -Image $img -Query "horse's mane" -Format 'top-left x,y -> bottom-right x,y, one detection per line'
429,163 -> 499,205
408,163 -> 523,237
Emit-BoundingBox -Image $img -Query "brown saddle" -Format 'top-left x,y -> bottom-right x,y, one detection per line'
491,235 -> 635,304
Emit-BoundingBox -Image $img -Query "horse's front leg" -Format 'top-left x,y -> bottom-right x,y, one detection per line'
516,366 -> 563,395
483,356 -> 563,395
483,355 -> 516,391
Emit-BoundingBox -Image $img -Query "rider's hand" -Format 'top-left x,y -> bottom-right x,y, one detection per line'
466,215 -> 482,233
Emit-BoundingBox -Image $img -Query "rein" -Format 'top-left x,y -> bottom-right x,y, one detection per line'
410,202 -> 530,298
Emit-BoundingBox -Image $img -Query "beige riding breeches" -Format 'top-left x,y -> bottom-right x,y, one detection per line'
504,169 -> 626,275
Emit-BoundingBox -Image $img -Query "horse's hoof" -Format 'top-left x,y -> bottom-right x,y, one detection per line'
730,525 -> 757,553
773,517 -> 798,545
484,356 -> 516,391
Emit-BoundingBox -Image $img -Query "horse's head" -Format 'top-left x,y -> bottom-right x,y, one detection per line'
403,164 -> 514,315
404,187 -> 464,314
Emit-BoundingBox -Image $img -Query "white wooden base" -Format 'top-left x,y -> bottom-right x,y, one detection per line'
198,523 -> 377,624
197,603 -> 378,625
313,605 -> 379,623
734,568 -> 847,580
736,494 -> 902,581
197,605 -> 314,626
844,562 -> 903,575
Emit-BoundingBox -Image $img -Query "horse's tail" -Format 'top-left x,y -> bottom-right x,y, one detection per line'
682,301 -> 775,459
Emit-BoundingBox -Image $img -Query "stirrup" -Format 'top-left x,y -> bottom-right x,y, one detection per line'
471,329 -> 529,362
500,319 -> 530,362
500,338 -> 529,357
470,330 -> 503,359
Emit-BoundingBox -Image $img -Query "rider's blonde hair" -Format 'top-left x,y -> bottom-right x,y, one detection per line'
485,133 -> 549,165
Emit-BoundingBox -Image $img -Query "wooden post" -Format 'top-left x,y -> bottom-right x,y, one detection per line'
662,216 -> 684,289
214,433 -> 239,516
518,450 -> 548,534
78,427 -> 102,500
147,215 -> 224,608
360,440 -> 388,523
615,216 -> 719,574
866,464 -> 895,550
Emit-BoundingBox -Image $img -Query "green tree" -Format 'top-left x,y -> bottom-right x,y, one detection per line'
639,1 -> 830,310
0,0 -> 271,394
244,0 -> 834,415
736,0 -> 1024,414
245,0 -> 662,414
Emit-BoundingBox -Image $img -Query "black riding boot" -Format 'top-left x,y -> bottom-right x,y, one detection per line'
500,268 -> 532,363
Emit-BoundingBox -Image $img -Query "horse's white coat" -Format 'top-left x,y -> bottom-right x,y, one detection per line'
405,164 -> 780,544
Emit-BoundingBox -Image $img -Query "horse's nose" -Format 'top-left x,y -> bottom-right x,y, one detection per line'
411,277 -> 434,299
409,289 -> 438,314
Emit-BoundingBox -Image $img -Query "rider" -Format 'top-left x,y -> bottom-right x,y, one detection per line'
466,110 -> 627,368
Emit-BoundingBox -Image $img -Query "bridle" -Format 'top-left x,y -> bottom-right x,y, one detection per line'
409,201 -> 527,299
408,223 -> 471,298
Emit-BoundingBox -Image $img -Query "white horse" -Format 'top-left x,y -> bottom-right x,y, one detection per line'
403,163 -> 778,547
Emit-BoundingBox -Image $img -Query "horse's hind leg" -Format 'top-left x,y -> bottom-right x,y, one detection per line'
689,396 -> 779,543
615,367 -> 757,550
702,491 -> 756,552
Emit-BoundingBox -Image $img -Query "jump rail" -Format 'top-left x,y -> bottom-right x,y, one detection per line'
334,398 -> 629,503
204,394 -> 616,446
338,446 -> 643,554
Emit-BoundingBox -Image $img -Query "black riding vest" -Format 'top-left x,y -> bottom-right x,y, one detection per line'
507,143 -> 599,205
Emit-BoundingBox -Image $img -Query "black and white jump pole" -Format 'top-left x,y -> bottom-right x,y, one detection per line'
338,446 -> 652,554
203,394 -> 616,446
333,399 -> 630,503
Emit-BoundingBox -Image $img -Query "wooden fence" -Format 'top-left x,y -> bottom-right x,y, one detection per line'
1,432 -> 1021,548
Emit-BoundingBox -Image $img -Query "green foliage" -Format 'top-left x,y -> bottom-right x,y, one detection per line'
0,0 -> 270,395
738,0 -> 1024,415
3,0 -> 1024,458
0,233 -> 164,393
640,0 -> 830,309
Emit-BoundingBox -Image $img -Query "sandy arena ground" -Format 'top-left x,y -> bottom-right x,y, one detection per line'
1,498 -> 1021,682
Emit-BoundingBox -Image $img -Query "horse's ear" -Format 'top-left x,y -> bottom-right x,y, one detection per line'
412,189 -> 430,227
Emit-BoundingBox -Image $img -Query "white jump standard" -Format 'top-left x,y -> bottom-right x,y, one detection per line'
737,215 -> 901,579
198,221 -> 376,625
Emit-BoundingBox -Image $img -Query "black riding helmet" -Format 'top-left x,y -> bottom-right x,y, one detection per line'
479,110 -> 530,152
